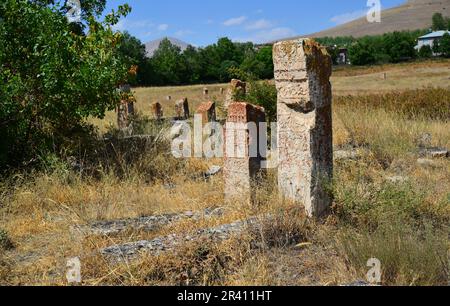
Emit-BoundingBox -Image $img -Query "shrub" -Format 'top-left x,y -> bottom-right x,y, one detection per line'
418,45 -> 433,58
0,0 -> 130,169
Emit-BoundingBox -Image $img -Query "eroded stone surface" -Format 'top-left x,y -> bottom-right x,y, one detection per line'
81,207 -> 224,236
224,79 -> 247,110
224,102 -> 266,203
100,217 -> 259,260
151,102 -> 163,120
117,84 -> 135,129
175,97 -> 190,120
273,38 -> 333,217
196,101 -> 216,125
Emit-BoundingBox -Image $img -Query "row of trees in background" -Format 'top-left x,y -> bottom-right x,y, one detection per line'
120,35 -> 274,86
319,13 -> 450,65
122,12 -> 450,86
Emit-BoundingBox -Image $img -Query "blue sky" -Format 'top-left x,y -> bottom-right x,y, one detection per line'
106,0 -> 406,46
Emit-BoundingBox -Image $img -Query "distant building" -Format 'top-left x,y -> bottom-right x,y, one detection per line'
415,30 -> 450,51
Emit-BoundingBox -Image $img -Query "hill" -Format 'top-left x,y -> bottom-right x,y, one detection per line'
144,37 -> 190,57
286,0 -> 450,40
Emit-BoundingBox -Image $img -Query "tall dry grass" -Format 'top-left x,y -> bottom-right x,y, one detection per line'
1,76 -> 449,285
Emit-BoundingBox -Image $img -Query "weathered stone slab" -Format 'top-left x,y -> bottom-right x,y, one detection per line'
81,207 -> 224,236
100,217 -> 259,260
419,147 -> 449,159
224,102 -> 266,203
225,79 -> 247,110
151,102 -> 163,120
273,38 -> 333,217
116,84 -> 135,129
175,97 -> 190,120
196,101 -> 216,125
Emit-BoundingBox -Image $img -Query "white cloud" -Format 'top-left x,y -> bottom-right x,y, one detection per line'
112,19 -> 154,32
157,24 -> 169,31
236,27 -> 296,44
245,19 -> 274,31
175,30 -> 194,37
223,16 -> 247,27
206,19 -> 214,25
330,10 -> 367,25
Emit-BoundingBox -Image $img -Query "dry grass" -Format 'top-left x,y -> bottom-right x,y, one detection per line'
1,62 -> 449,286
91,59 -> 450,132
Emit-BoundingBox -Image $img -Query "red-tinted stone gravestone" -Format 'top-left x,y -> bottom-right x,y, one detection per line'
224,102 -> 266,203
273,38 -> 333,217
196,101 -> 216,125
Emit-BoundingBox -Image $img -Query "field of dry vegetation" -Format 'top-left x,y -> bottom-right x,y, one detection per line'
1,60 -> 449,286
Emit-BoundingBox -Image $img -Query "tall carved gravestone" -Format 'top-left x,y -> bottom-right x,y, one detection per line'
273,38 -> 333,217
224,102 -> 266,203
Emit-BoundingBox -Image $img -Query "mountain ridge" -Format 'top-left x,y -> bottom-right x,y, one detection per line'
145,37 -> 190,57
278,0 -> 450,42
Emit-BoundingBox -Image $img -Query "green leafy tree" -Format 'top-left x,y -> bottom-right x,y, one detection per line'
418,45 -> 433,58
432,13 -> 447,31
348,39 -> 377,65
382,31 -> 416,63
0,0 -> 130,168
151,38 -> 187,85
439,32 -> 450,57
117,31 -> 148,85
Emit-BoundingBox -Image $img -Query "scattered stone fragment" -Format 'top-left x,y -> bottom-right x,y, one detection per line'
100,217 -> 259,260
334,149 -> 363,161
417,158 -> 436,168
203,165 -> 222,179
386,176 -> 409,184
80,207 -> 225,236
419,147 -> 449,159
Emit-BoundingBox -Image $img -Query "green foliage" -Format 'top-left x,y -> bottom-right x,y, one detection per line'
418,45 -> 433,58
438,32 -> 450,57
349,31 -> 419,65
348,38 -> 378,65
316,36 -> 356,47
0,0 -> 129,168
124,37 -> 274,86
242,81 -> 277,123
382,31 -> 417,63
432,13 -> 448,31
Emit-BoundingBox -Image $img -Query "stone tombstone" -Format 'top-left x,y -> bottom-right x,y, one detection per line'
167,95 -> 172,101
225,79 -> 247,110
220,87 -> 224,95
196,101 -> 216,125
175,97 -> 190,120
203,87 -> 209,96
151,102 -> 163,120
117,84 -> 134,129
224,102 -> 266,203
273,38 -> 333,217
